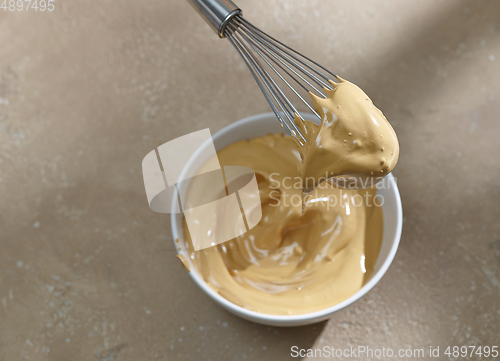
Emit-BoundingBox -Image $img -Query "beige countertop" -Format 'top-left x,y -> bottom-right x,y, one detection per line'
0,0 -> 499,360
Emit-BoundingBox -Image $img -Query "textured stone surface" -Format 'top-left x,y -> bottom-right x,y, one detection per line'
0,0 -> 499,360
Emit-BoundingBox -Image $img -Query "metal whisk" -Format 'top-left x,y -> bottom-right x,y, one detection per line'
188,0 -> 338,145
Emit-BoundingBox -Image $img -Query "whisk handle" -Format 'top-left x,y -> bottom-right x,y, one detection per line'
187,0 -> 241,38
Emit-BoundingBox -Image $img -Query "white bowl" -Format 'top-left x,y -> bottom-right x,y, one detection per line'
171,112 -> 403,327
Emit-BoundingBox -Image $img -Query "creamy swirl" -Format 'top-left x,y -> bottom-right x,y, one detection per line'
183,133 -> 384,315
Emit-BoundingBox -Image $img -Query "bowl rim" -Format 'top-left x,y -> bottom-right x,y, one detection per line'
170,112 -> 403,323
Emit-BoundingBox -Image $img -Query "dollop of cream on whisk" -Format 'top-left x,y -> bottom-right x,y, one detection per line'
295,77 -> 399,192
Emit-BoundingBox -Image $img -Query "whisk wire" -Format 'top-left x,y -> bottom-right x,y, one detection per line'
237,17 -> 338,86
224,13 -> 338,143
236,18 -> 330,97
231,24 -> 318,118
235,20 -> 325,106
227,27 -> 298,134
226,26 -> 303,141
